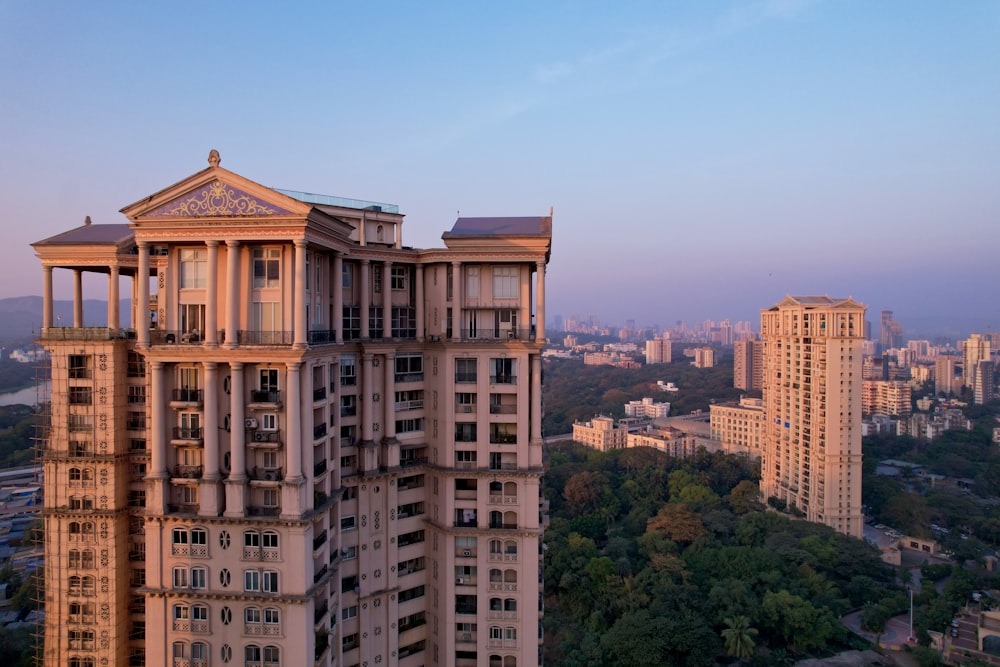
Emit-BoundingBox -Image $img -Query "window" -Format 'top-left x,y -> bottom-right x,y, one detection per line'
492,266 -> 518,299
244,570 -> 260,592
340,394 -> 357,417
245,645 -> 261,664
262,531 -> 279,552
263,607 -> 280,632
340,355 -> 356,386
173,567 -> 188,588
127,385 -> 146,404
391,266 -> 407,290
395,354 -> 423,382
127,351 -> 145,378
466,266 -> 479,298
253,248 -> 281,288
490,358 -> 516,384
342,545 -> 357,560
261,413 -> 277,431
69,386 -> 92,405
191,567 -> 207,589
261,570 -> 278,593
343,306 -> 361,341
68,355 -> 91,379
456,450 -> 477,466
395,418 -> 424,434
373,265 -> 382,294
252,302 -> 281,335
342,605 -> 358,621
259,368 -> 279,392
341,516 -> 356,531
180,303 -> 205,336
395,389 -> 424,411
180,248 -> 207,289
455,358 -> 477,383
455,423 -> 477,442
342,263 -> 353,289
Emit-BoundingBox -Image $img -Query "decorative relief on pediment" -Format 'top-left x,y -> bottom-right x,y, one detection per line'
149,180 -> 291,217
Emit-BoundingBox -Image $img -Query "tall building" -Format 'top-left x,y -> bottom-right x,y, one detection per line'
974,359 -> 995,405
760,296 -> 866,538
934,355 -> 958,395
733,339 -> 763,391
34,152 -> 550,667
879,309 -> 902,352
692,347 -> 715,368
644,337 -> 672,364
963,334 -> 992,390
861,380 -> 912,417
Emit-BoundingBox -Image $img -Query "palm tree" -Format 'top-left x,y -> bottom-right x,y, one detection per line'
721,615 -> 758,661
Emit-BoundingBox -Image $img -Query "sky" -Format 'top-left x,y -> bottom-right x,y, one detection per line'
1,1 -> 997,337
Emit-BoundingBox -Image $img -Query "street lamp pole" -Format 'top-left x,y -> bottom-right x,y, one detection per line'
909,585 -> 914,642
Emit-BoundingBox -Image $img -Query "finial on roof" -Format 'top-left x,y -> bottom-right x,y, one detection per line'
84,216 -> 92,226
208,149 -> 221,167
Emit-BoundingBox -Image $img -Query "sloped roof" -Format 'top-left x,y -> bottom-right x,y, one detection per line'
443,216 -> 552,239
33,223 -> 134,247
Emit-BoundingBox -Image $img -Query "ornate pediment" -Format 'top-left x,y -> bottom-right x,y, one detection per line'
148,180 -> 293,218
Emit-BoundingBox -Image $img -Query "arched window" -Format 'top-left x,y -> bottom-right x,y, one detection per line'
191,642 -> 208,662
191,604 -> 209,632
490,626 -> 502,640
505,626 -> 517,641
489,539 -> 502,554
244,645 -> 261,663
245,606 -> 261,633
489,656 -> 503,667
489,510 -> 502,528
191,566 -> 207,589
69,575 -> 82,594
263,645 -> 280,666
504,598 -> 517,613
504,540 -> 517,555
489,568 -> 502,583
504,655 -> 517,667
503,569 -> 517,585
81,522 -> 95,537
190,527 -> 208,556
81,575 -> 96,595
261,530 -> 279,556
172,641 -> 188,659
69,521 -> 81,536
503,481 -> 517,496
69,468 -> 81,482
68,659 -> 95,667
489,481 -> 502,495
489,597 -> 502,611
263,608 -> 280,635
503,511 -> 517,528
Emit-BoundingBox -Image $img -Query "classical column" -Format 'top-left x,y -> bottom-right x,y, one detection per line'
205,241 -> 219,346
293,240 -> 307,349
414,264 -> 424,339
137,242 -> 150,348
225,240 -> 240,348
285,362 -> 303,480
150,362 -> 167,476
536,261 -> 546,341
383,353 -> 396,441
72,269 -> 83,328
42,266 -> 53,329
531,355 -> 543,443
451,260 -> 462,341
383,260 -> 393,337
225,362 -> 247,517
108,266 -> 120,330
360,353 -> 373,444
360,259 -> 370,339
333,253 -> 344,343
200,362 -> 221,516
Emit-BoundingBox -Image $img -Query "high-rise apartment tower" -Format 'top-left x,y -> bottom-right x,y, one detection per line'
760,296 -> 866,538
34,152 -> 551,667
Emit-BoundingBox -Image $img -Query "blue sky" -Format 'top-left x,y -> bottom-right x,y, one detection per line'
1,1 -> 997,335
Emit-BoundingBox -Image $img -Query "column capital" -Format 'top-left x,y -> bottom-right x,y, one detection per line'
226,238 -> 240,247
136,240 -> 149,249
203,361 -> 218,371
285,360 -> 302,372
294,238 -> 307,249
206,239 -> 220,248
230,361 -> 244,371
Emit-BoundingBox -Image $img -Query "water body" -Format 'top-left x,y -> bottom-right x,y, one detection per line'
0,384 -> 49,407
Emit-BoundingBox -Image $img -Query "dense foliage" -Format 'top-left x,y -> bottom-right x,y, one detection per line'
0,406 -> 35,469
0,359 -> 36,395
542,355 -> 752,435
543,443 -> 894,666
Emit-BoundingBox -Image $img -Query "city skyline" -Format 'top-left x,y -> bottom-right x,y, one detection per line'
2,2 -> 998,331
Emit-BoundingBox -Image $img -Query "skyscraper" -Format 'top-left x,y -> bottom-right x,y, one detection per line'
645,337 -> 672,364
760,296 -> 866,538
34,152 -> 550,667
879,309 -> 902,352
963,334 -> 992,391
733,339 -> 763,391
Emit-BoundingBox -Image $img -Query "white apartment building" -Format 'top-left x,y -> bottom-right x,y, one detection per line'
709,397 -> 765,459
624,398 -> 670,419
645,338 -> 672,365
861,381 -> 912,417
33,151 -> 550,667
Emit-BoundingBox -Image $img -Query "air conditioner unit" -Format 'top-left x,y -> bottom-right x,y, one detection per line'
263,470 -> 279,482
342,547 -> 350,555
456,577 -> 465,585
254,431 -> 268,442
462,549 -> 472,557
245,418 -> 258,429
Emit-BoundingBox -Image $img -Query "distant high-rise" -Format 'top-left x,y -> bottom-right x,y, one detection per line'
645,337 -> 672,364
880,309 -> 903,351
963,334 -> 991,391
935,355 -> 957,395
692,347 -> 715,368
733,339 -> 763,391
760,296 -> 866,538
974,359 -> 995,405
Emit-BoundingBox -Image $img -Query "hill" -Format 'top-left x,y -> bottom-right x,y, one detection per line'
0,296 -> 126,346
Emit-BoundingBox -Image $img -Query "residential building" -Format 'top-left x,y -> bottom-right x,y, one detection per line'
963,334 -> 992,390
645,338 -> 672,365
692,347 -> 715,369
33,151 -> 550,667
880,309 -> 902,352
572,416 -> 628,451
974,359 -> 995,405
935,355 -> 958,395
626,427 -> 710,458
760,296 -> 866,538
861,381 -> 912,417
733,339 -> 763,391
709,397 -> 765,459
624,398 -> 670,419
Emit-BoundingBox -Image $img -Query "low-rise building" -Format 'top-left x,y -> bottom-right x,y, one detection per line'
624,397 -> 671,419
862,380 -> 912,416
572,416 -> 628,451
709,397 -> 765,459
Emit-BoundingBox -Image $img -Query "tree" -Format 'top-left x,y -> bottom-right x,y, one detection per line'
727,480 -> 763,515
721,615 -> 758,660
861,602 -> 890,646
646,503 -> 707,545
564,471 -> 604,516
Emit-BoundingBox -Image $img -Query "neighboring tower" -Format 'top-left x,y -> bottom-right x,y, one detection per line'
645,337 -> 672,365
935,355 -> 957,396
974,359 -> 995,405
760,296 -> 866,538
733,339 -> 763,391
963,334 -> 991,390
34,152 -> 551,667
879,309 -> 902,352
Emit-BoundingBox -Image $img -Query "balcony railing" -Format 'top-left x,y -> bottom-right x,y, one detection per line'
247,506 -> 281,517
489,522 -> 519,530
394,372 -> 424,383
307,330 -> 337,345
489,462 -> 517,471
150,330 -> 205,345
172,427 -> 203,441
457,328 -> 534,341
172,388 -> 203,403
489,434 -> 517,445
249,430 -> 281,445
249,390 -> 281,404
340,406 -> 357,417
313,530 -> 328,551
453,519 -> 478,528
313,424 -> 327,439
313,459 -> 328,477
250,467 -> 283,482
489,404 -> 517,414
173,465 -> 203,479
238,330 -> 293,346
312,387 -> 326,401
313,564 -> 328,584
395,400 -> 424,411
400,456 -> 427,468
490,375 -> 517,385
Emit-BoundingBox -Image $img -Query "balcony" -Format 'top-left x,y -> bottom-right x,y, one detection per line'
313,530 -> 328,552
313,424 -> 327,440
150,330 -> 205,345
458,328 -> 534,342
173,465 -> 203,480
488,462 -> 517,472
489,375 -> 517,385
313,564 -> 328,584
247,506 -> 281,517
171,388 -> 203,404
312,387 -> 326,401
453,519 -> 478,528
340,405 -> 357,418
489,433 -> 517,445
237,330 -> 293,346
171,427 -> 203,442
314,603 -> 328,625
394,372 -> 424,384
249,390 -> 281,405
489,404 -> 517,414
396,399 -> 424,411
489,522 -> 518,530
248,430 -> 281,447
250,467 -> 283,483
313,459 -> 328,477
307,329 -> 337,345
400,456 -> 427,468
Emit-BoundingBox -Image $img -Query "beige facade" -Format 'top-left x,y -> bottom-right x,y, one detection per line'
644,338 -> 672,364
709,397 -> 765,458
692,347 -> 715,368
760,296 -> 866,538
572,417 -> 628,451
861,380 -> 912,417
34,152 -> 550,667
733,339 -> 763,391
963,334 -> 991,390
